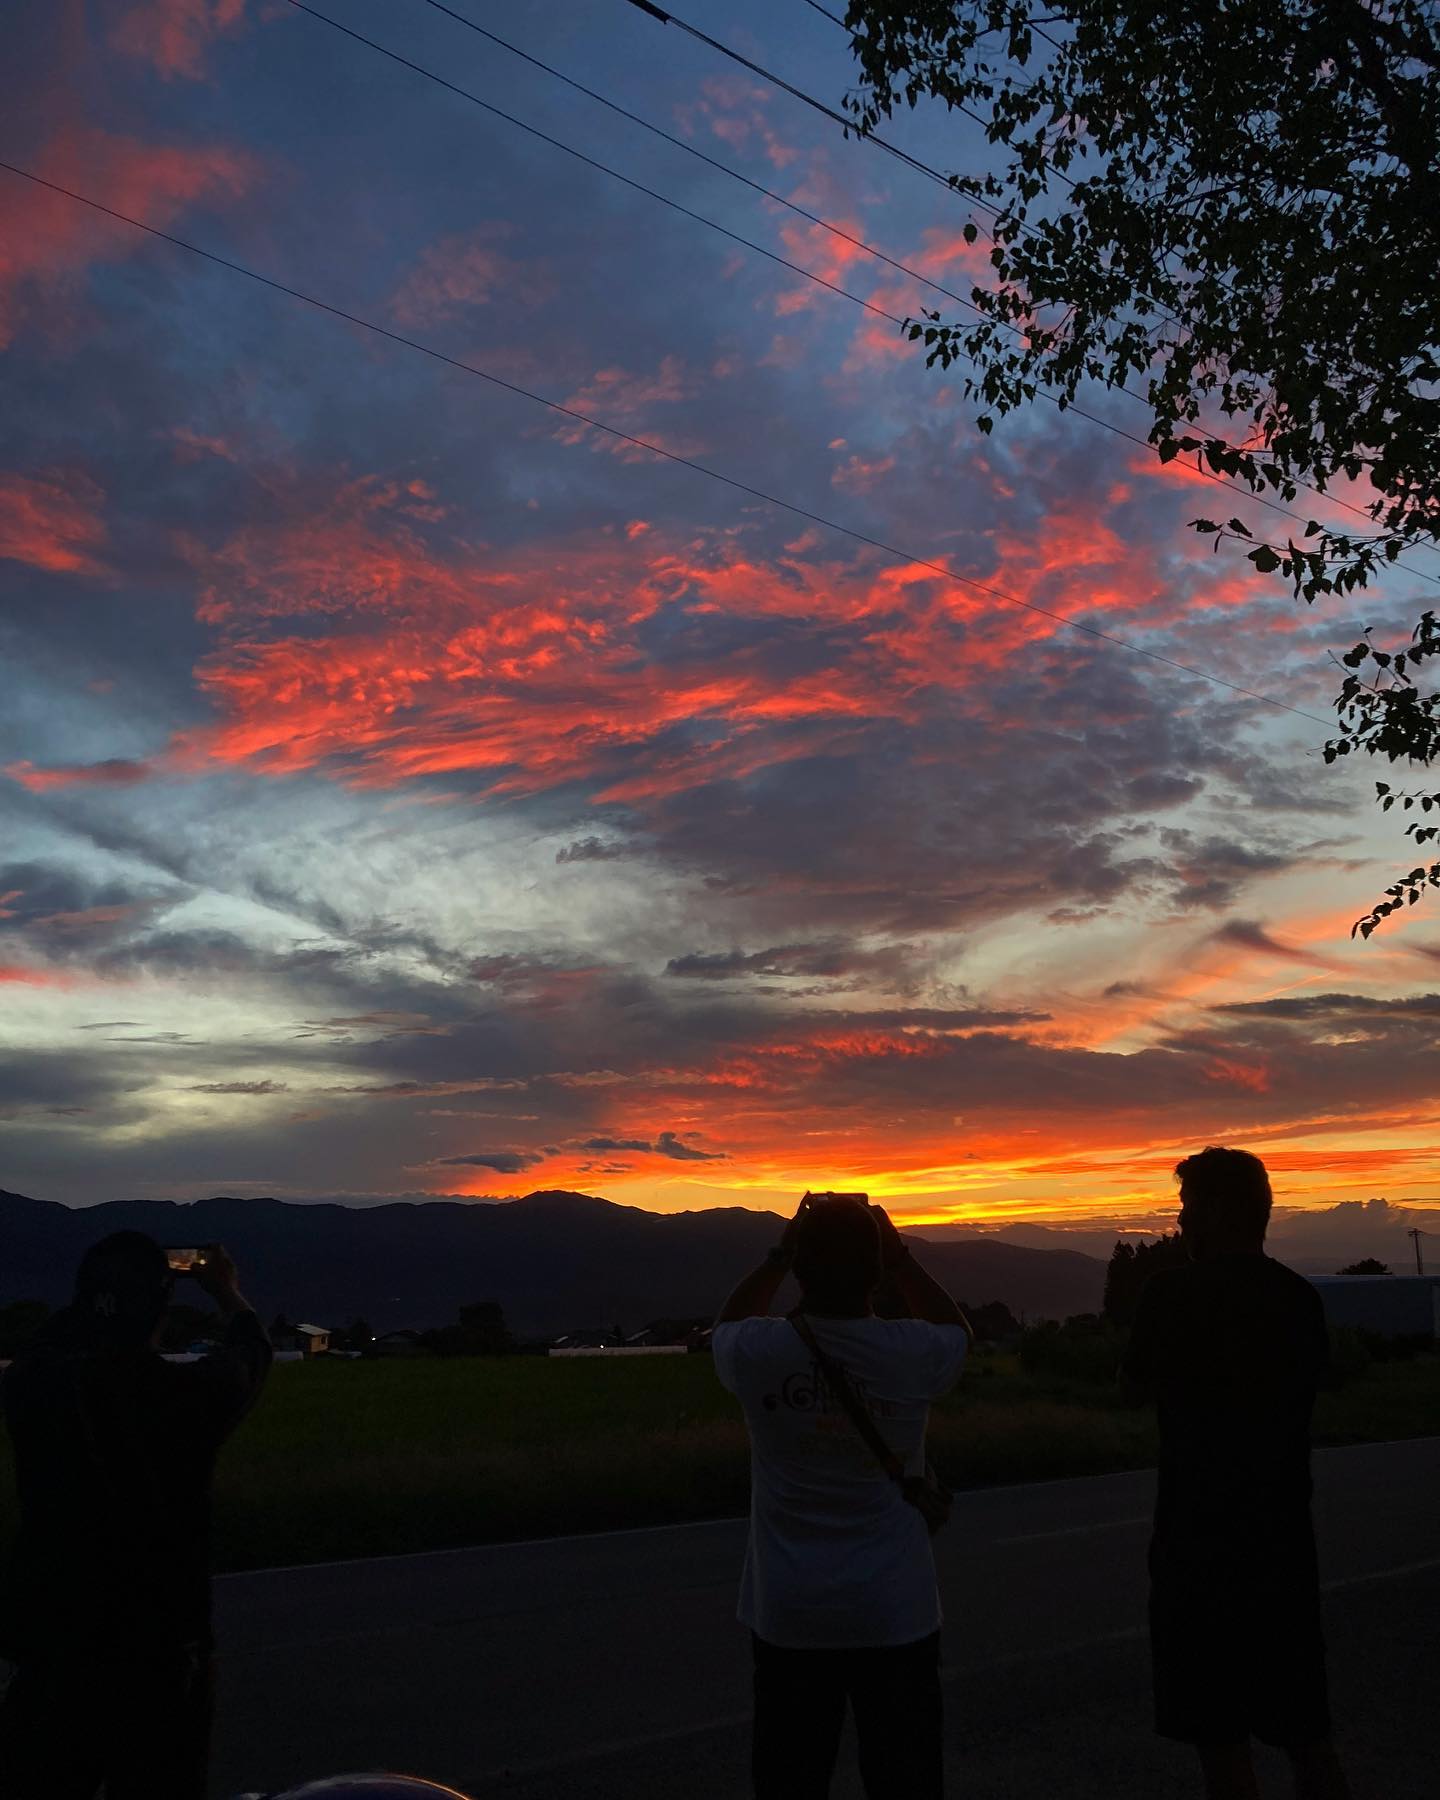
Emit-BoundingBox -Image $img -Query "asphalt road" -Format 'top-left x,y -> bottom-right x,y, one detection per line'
213,1435 -> 1440,1799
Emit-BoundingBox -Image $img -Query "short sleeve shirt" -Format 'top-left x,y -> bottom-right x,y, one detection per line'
713,1314 -> 968,1648
1121,1255 -> 1328,1552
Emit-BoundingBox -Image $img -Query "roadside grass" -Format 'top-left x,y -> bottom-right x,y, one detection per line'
0,1351 -> 1434,1571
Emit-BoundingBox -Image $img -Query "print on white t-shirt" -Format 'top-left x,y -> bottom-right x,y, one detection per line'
713,1313 -> 967,1649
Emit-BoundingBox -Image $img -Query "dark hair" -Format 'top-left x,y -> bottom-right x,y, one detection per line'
1174,1146 -> 1272,1243
74,1231 -> 172,1345
792,1196 -> 882,1308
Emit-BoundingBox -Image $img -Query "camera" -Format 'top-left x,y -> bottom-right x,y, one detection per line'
164,1247 -> 208,1275
801,1190 -> 871,1211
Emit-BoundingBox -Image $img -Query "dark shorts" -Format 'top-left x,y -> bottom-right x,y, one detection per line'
0,1643 -> 213,1800
1148,1532 -> 1331,1748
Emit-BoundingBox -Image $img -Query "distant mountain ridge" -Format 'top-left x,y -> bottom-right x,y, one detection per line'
0,1188 -> 1107,1334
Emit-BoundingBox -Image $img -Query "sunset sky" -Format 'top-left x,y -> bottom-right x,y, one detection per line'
4,0 -> 1440,1228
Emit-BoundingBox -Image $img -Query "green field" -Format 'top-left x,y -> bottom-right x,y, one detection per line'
2,1349 -> 1436,1571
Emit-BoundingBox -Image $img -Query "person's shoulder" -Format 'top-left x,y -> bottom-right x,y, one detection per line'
857,1317 -> 968,1375
711,1316 -> 792,1361
1262,1257 -> 1323,1306
1138,1261 -> 1195,1302
865,1317 -> 967,1346
712,1316 -> 791,1343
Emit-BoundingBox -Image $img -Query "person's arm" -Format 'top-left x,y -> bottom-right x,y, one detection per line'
715,1198 -> 806,1324
872,1206 -> 972,1336
188,1245 -> 272,1434
1117,1277 -> 1163,1405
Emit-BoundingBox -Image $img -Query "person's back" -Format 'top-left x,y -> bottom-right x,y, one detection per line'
717,1311 -> 963,1650
0,1234 -> 270,1800
1122,1148 -> 1349,1800
1129,1252 -> 1327,1549
3,1311 -> 265,1656
712,1193 -> 970,1800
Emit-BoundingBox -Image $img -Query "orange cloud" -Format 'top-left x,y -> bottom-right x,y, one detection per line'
6,460 -> 1296,819
0,125 -> 254,349
0,472 -> 106,573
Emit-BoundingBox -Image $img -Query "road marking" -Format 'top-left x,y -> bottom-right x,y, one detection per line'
994,1515 -> 1151,1545
447,1560 -> 1440,1788
217,1512 -> 746,1580
1323,1557 -> 1440,1590
215,1436 -> 1440,1582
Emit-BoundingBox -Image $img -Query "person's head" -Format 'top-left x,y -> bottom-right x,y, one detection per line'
792,1194 -> 883,1315
1174,1146 -> 1272,1258
73,1231 -> 172,1347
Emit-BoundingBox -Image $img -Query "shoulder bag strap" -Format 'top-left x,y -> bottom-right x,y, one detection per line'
788,1310 -> 905,1484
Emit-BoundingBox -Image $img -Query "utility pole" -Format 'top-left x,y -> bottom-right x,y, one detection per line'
1407,1226 -> 1425,1276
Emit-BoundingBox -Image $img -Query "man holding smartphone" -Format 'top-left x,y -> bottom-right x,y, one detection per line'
712,1193 -> 971,1800
0,1232 -> 271,1800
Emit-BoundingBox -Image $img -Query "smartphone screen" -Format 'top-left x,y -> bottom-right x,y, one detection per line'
165,1247 -> 205,1273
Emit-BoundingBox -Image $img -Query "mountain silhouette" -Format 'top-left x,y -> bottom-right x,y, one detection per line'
0,1187 -> 1106,1335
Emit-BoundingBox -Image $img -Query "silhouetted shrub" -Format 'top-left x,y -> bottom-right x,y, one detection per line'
1326,1326 -> 1371,1383
1102,1234 -> 1188,1326
1018,1314 -> 1122,1384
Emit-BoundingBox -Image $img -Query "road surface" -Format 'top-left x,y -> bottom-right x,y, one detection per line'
213,1435 -> 1440,1798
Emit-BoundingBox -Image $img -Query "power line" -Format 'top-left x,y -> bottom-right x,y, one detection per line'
0,158 -> 1335,732
296,0 -> 1439,580
633,0 -> 1433,559
414,0 -> 992,287
285,2 -> 900,317
620,0 -> 992,205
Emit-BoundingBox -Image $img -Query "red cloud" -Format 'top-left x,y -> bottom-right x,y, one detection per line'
676,77 -> 801,171
0,964 -> 80,987
5,759 -> 153,792
109,0 -> 249,81
554,357 -> 706,461
12,459 -> 1278,805
0,126 -> 254,349
389,227 -> 542,328
774,215 -> 872,316
0,472 -> 107,574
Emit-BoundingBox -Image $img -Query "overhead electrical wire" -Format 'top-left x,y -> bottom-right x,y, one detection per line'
619,0 -> 995,204
291,0 -> 1437,579
0,158 -> 1335,732
626,0 -> 1430,558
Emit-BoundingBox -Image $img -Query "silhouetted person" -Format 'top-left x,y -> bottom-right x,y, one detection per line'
0,1234 -> 271,1800
713,1192 -> 971,1800
1122,1148 -> 1350,1800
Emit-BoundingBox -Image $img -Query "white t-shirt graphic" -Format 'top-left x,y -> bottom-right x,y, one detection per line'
712,1314 -> 968,1648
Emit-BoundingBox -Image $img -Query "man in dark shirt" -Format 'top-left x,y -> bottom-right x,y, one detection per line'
0,1231 -> 271,1800
1122,1147 -> 1350,1800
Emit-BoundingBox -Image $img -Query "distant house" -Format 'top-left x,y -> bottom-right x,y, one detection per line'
370,1329 -> 429,1358
551,1328 -> 624,1352
271,1322 -> 331,1358
1308,1274 -> 1440,1339
627,1317 -> 712,1351
550,1322 -> 698,1357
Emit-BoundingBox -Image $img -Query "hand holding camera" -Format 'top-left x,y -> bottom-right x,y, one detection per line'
165,1243 -> 247,1315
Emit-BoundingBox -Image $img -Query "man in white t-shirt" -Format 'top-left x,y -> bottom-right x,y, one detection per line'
712,1192 -> 971,1800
